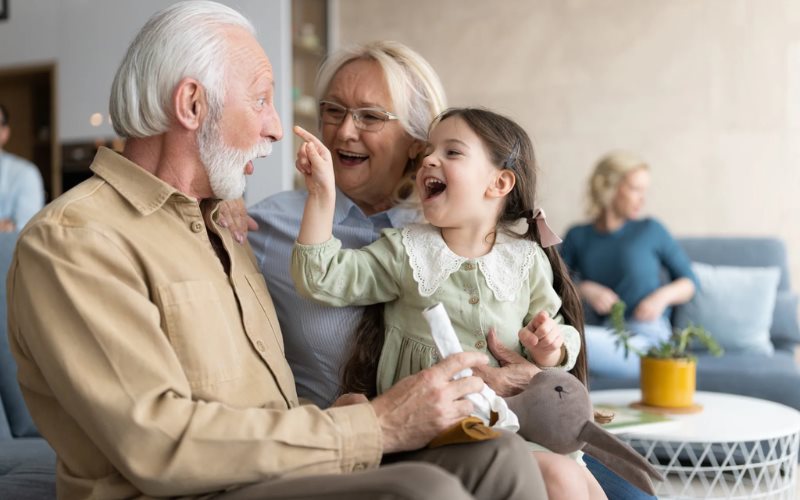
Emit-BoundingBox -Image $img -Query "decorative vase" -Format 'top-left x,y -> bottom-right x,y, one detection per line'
640,357 -> 696,408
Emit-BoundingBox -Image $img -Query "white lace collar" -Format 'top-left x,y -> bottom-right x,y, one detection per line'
401,223 -> 536,302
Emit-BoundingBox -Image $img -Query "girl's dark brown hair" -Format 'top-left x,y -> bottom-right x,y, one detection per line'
340,303 -> 384,397
341,107 -> 588,396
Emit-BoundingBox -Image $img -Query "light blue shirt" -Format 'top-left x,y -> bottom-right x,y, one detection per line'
0,151 -> 44,229
248,189 -> 419,407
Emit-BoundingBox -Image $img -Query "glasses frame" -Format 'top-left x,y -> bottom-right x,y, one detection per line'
318,100 -> 399,132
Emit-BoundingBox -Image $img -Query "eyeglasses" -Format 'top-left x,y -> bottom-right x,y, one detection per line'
319,100 -> 399,132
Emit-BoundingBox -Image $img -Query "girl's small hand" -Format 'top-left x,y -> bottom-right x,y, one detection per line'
294,125 -> 335,197
519,311 -> 565,367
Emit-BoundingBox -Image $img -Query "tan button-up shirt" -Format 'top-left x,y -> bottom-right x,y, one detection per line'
6,148 -> 381,499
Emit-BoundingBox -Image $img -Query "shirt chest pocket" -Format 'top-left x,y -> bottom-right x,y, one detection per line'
159,280 -> 244,389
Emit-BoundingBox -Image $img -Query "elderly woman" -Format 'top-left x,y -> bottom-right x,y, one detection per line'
560,151 -> 697,379
232,43 -> 655,500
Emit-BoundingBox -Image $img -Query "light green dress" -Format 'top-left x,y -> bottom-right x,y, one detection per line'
291,223 -> 580,395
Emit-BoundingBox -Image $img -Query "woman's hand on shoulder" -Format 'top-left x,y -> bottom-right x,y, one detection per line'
217,198 -> 258,244
472,328 -> 541,398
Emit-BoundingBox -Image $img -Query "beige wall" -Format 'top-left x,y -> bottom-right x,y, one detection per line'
335,0 -> 800,289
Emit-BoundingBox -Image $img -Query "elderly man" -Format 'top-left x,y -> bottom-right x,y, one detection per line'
6,2 -> 546,499
0,103 -> 45,232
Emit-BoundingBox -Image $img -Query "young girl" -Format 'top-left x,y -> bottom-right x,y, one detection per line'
291,108 -> 604,500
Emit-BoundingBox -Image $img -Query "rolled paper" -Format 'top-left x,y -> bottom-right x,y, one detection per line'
422,303 -> 520,432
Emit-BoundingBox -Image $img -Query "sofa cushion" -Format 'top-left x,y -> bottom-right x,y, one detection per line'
678,237 -> 799,351
696,351 -> 800,411
771,291 -> 800,348
0,438 -> 56,499
674,262 -> 779,355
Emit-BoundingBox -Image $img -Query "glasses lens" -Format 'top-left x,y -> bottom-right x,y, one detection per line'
320,102 -> 346,125
319,102 -> 390,132
353,109 -> 387,131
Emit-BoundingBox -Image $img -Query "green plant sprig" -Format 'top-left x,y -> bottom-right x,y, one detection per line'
608,301 -> 724,361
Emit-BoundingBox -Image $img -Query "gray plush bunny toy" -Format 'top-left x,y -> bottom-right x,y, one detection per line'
506,370 -> 665,496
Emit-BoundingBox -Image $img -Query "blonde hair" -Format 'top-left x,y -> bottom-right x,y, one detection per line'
586,151 -> 649,218
315,41 -> 446,203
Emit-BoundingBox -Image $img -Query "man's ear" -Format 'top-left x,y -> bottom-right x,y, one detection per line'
173,77 -> 207,131
487,169 -> 516,199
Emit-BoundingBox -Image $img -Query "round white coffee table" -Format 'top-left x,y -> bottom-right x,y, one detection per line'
590,390 -> 800,499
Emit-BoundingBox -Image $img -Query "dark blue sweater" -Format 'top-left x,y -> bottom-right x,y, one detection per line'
560,218 -> 696,320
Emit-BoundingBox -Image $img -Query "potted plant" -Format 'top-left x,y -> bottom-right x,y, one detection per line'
609,301 -> 723,409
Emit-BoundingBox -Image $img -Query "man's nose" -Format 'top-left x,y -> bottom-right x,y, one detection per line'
263,104 -> 283,142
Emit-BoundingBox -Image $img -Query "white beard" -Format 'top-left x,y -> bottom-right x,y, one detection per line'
197,115 -> 272,200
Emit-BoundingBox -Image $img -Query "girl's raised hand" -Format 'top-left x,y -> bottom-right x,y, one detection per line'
519,311 -> 565,367
294,125 -> 335,197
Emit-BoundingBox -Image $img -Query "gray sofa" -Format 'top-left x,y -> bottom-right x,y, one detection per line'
0,231 -> 56,499
589,237 -> 800,412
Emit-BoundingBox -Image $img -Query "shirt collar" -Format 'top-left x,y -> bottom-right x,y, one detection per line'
333,189 -> 422,228
401,223 -> 536,301
90,147 -> 186,216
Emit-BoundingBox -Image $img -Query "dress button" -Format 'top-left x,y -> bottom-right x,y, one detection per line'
463,263 -> 475,271
475,340 -> 487,349
256,340 -> 266,352
469,296 -> 479,305
190,220 -> 203,233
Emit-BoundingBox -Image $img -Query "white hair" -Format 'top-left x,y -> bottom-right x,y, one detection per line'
315,40 -> 446,142
109,1 -> 254,138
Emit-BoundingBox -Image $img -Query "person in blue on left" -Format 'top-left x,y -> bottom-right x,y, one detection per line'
0,103 -> 45,232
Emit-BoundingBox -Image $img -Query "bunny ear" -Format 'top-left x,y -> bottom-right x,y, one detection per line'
578,422 -> 665,496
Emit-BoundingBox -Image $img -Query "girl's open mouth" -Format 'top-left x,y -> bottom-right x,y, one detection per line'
423,177 -> 447,199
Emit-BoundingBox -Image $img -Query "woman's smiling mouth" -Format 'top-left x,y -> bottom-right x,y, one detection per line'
336,149 -> 369,166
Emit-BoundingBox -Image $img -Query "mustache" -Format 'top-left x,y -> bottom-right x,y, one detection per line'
251,139 -> 273,160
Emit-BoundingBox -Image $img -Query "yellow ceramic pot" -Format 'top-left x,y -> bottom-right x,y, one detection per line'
640,357 -> 696,408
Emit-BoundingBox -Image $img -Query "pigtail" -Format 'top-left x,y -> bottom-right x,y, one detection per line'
527,223 -> 589,387
340,304 -> 385,398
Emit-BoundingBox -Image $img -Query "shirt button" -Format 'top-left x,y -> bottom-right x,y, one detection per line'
463,263 -> 475,271
190,220 -> 203,233
469,296 -> 479,305
475,340 -> 487,349
256,340 -> 265,352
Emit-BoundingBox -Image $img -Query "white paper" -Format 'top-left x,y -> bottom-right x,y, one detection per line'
422,303 -> 520,432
